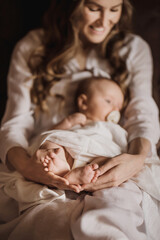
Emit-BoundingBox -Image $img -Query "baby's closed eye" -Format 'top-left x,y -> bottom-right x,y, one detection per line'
105,99 -> 111,104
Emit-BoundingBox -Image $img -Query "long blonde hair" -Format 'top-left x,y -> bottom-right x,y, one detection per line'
28,0 -> 133,111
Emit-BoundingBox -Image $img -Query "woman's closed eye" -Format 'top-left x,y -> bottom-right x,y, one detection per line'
89,7 -> 100,12
86,3 -> 101,12
111,7 -> 120,12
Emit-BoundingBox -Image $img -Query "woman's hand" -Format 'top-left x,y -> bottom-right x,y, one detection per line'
30,148 -> 82,193
82,153 -> 145,192
82,137 -> 150,192
6,146 -> 80,192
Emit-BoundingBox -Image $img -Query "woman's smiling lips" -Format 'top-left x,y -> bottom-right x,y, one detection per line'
89,25 -> 105,34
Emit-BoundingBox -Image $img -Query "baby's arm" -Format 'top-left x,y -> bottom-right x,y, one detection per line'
50,113 -> 87,130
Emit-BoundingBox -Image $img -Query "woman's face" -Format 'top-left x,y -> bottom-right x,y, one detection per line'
80,0 -> 123,44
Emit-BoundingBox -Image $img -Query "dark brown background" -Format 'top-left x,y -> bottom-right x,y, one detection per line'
0,0 -> 160,122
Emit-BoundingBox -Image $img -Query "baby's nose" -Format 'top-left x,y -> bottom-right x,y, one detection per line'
113,105 -> 119,111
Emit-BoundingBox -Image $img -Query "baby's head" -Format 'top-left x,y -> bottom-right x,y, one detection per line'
75,77 -> 124,122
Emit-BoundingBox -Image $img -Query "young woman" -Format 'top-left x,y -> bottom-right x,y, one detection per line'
0,0 -> 159,239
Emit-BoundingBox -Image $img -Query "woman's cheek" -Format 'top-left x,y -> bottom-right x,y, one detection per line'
114,11 -> 122,24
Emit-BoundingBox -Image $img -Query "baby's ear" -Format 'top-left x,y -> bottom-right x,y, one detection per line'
77,94 -> 88,111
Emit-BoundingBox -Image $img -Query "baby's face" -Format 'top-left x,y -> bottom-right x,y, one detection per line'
84,79 -> 124,121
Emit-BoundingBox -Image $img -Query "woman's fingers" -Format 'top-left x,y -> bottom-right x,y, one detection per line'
82,182 -> 111,192
82,173 -> 119,191
29,150 -> 83,192
83,153 -> 145,191
82,172 -> 126,191
98,155 -> 122,176
69,184 -> 82,193
38,171 -> 82,192
47,171 -> 69,185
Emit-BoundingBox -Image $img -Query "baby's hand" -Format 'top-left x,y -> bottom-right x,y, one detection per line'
67,113 -> 87,127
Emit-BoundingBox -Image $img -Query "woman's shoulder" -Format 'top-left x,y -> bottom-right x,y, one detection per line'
13,28 -> 44,55
23,28 -> 44,43
124,33 -> 151,53
123,33 -> 152,61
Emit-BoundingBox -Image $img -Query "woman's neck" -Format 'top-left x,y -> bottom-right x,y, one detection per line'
75,41 -> 102,70
75,46 -> 88,70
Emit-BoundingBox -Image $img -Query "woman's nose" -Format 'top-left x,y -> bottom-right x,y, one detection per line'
99,10 -> 111,27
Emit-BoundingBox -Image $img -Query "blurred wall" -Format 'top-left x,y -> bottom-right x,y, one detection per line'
0,0 -> 160,122
0,0 -> 50,121
132,0 -> 160,113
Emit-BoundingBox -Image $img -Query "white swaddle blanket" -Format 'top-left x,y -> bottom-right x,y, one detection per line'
33,121 -> 128,169
0,121 -> 160,212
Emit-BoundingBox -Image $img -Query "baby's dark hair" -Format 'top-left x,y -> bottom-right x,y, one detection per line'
74,76 -> 122,110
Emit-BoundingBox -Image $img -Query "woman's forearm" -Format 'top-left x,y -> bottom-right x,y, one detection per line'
128,137 -> 151,158
6,146 -> 30,173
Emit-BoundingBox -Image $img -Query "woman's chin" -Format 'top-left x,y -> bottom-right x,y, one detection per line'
86,36 -> 106,44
